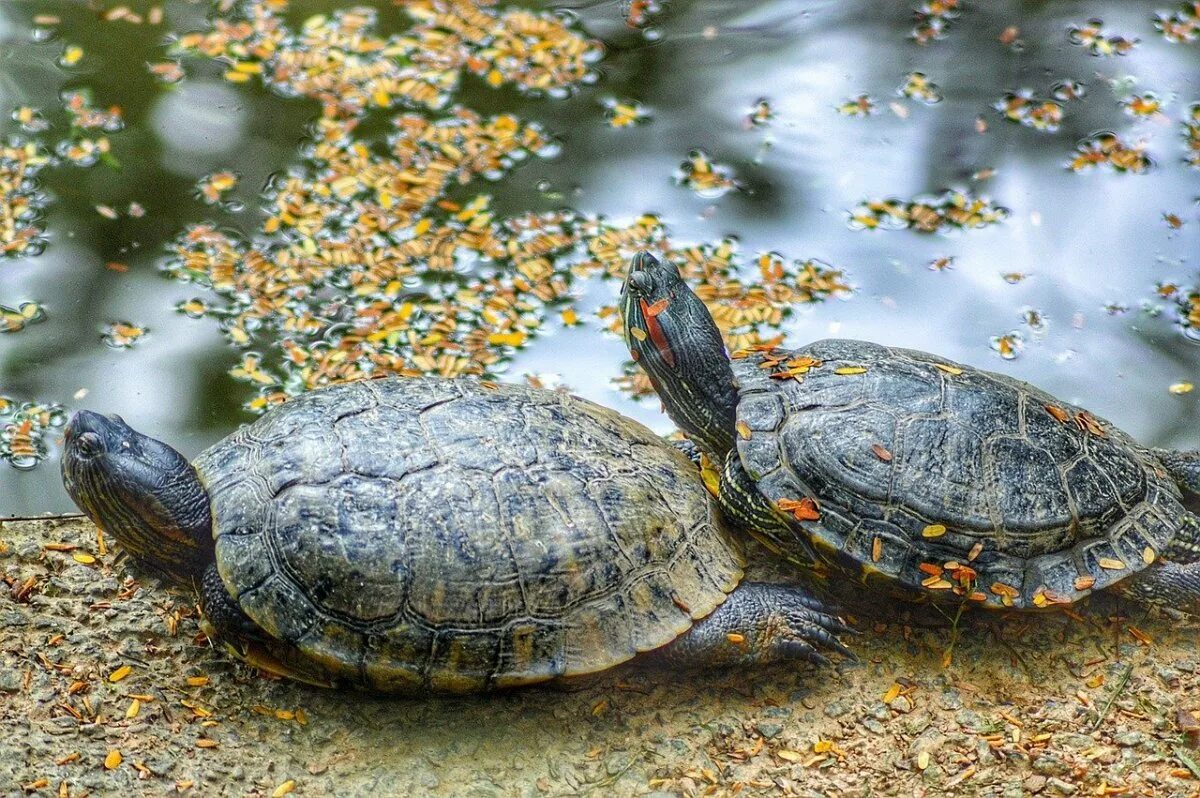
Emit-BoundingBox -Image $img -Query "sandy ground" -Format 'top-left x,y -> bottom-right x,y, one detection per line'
3,517 -> 1200,797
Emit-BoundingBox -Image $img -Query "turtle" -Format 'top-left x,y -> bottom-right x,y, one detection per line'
60,376 -> 850,694
621,251 -> 1200,615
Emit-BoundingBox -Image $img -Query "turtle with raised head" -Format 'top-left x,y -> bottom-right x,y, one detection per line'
61,377 -> 849,694
622,251 -> 1200,614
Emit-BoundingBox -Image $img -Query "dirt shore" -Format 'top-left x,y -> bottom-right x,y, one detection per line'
3,517 -> 1199,797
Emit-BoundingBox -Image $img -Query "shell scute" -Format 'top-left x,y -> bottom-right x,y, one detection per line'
735,339 -> 1183,608
207,377 -> 741,692
336,405 -> 437,481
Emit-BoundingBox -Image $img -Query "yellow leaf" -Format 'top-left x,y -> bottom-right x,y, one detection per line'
104,749 -> 122,770
126,699 -> 141,719
487,331 -> 526,347
108,665 -> 132,683
921,524 -> 947,538
834,366 -> 867,375
72,552 -> 96,564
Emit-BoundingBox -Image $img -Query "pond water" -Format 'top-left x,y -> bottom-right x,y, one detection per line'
0,0 -> 1198,516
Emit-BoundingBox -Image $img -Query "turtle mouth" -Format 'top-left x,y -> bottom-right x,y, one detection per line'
621,253 -> 657,350
64,410 -> 126,443
64,409 -> 100,442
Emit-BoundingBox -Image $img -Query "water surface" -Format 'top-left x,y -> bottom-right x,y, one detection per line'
0,0 -> 1198,514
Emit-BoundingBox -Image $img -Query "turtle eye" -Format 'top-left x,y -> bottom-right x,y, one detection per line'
628,271 -> 652,294
76,432 -> 104,458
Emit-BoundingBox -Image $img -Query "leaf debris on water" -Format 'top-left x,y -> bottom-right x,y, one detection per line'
848,190 -> 1008,233
1068,19 -> 1138,56
1069,133 -> 1151,174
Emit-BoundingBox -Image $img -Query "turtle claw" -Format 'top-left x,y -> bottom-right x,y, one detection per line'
658,581 -> 856,670
777,602 -> 857,664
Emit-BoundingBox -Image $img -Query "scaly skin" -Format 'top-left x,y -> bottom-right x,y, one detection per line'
620,250 -> 1200,617
657,582 -> 853,669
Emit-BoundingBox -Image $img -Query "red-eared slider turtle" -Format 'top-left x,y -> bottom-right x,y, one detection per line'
61,377 -> 848,694
622,251 -> 1200,614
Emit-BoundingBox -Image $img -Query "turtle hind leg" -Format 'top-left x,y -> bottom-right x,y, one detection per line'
1113,560 -> 1200,618
655,582 -> 854,670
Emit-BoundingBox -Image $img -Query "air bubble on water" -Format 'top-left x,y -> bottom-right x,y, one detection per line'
535,141 -> 562,159
220,200 -> 246,213
21,240 -> 47,258
9,453 -> 39,470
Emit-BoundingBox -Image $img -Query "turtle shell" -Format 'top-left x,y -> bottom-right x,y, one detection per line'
193,378 -> 742,693
733,339 -> 1185,610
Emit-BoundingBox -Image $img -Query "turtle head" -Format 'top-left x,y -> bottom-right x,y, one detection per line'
62,411 -> 213,585
621,251 -> 738,461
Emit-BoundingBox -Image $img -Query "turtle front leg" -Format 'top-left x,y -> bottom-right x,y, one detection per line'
1113,560 -> 1200,618
199,563 -> 269,645
656,582 -> 854,669
198,564 -> 336,689
718,451 -> 819,568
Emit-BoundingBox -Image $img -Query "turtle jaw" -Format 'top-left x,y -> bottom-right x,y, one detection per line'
621,252 -> 739,463
62,411 -> 213,586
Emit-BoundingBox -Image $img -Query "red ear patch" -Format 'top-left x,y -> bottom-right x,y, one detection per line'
639,298 -> 676,367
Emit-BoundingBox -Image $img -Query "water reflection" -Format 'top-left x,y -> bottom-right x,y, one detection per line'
0,0 -> 1198,515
